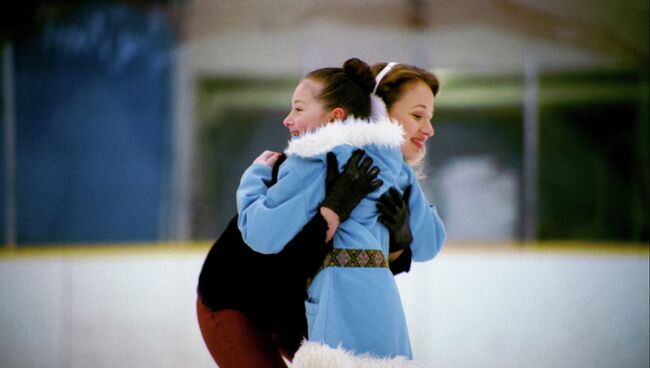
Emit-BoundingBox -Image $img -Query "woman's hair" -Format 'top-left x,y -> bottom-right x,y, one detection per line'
370,63 -> 440,111
372,63 -> 439,175
306,58 -> 375,119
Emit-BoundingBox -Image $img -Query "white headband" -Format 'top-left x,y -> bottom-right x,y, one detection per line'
373,62 -> 399,94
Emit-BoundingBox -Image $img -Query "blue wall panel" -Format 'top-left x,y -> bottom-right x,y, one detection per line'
11,4 -> 173,244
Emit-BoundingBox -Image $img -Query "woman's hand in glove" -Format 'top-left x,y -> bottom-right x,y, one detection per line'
378,186 -> 413,252
321,149 -> 383,223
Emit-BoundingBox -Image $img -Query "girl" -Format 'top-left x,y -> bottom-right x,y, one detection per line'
196,58 -> 395,367
237,58 -> 445,359
196,150 -> 382,368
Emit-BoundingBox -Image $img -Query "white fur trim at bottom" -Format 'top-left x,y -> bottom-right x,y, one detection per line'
291,341 -> 423,368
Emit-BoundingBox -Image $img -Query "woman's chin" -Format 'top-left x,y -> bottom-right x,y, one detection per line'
403,148 -> 425,164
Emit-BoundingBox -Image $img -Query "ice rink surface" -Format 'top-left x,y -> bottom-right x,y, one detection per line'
1,244 -> 648,368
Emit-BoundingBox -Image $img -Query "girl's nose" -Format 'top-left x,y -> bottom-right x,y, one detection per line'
283,115 -> 292,127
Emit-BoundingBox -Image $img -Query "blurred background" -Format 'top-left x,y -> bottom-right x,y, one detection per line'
0,0 -> 648,367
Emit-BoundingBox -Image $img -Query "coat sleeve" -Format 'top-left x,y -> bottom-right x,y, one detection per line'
404,167 -> 447,262
236,161 -> 323,254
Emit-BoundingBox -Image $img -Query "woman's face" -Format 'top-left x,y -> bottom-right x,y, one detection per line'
283,78 -> 332,137
388,80 -> 435,162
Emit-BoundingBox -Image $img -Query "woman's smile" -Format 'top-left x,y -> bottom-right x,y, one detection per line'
410,137 -> 426,150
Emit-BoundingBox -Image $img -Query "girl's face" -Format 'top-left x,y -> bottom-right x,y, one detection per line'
388,80 -> 435,162
283,78 -> 332,137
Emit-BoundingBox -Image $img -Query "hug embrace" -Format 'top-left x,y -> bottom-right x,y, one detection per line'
197,58 -> 446,367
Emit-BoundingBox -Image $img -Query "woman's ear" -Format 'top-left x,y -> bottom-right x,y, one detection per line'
330,107 -> 347,122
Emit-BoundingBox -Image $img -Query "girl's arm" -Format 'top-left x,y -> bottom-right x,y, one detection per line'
237,161 -> 317,254
237,150 -> 382,255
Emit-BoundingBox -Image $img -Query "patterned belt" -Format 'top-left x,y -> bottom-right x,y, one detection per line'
321,248 -> 388,269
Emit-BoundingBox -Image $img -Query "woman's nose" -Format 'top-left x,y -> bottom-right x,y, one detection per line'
283,115 -> 292,127
421,120 -> 434,137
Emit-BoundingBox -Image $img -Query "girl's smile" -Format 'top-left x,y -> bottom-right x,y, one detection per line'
283,78 -> 331,137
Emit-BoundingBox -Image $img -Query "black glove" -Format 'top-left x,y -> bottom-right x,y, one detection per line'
321,149 -> 383,222
389,246 -> 412,275
378,186 -> 413,252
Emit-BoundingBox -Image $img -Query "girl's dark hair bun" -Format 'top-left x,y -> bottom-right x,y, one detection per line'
343,58 -> 375,95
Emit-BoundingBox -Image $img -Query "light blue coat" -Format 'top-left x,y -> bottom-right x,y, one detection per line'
237,117 -> 446,359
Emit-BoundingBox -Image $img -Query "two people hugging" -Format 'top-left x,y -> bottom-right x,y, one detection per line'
197,58 -> 446,367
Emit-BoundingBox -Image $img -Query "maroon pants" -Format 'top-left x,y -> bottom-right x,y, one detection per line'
196,296 -> 301,368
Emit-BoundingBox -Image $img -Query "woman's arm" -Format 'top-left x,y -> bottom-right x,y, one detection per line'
389,247 -> 412,274
405,175 -> 446,262
319,207 -> 340,243
378,186 -> 413,274
379,164 -> 446,263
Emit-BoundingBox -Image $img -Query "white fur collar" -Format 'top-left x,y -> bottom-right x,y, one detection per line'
284,117 -> 404,158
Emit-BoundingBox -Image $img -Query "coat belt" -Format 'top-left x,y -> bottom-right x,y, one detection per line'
321,248 -> 388,269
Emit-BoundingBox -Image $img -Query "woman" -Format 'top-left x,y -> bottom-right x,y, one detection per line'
237,59 -> 446,359
294,62 -> 447,364
372,61 -> 444,272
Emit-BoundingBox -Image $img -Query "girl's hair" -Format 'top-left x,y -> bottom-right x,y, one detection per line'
306,58 -> 375,119
370,63 -> 440,111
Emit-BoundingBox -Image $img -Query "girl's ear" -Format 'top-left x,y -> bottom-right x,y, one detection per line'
330,107 -> 347,122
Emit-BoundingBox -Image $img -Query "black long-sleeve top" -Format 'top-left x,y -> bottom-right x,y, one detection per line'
197,157 -> 411,332
197,211 -> 331,329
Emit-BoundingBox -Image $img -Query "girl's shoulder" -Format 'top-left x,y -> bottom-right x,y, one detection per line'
280,153 -> 327,182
